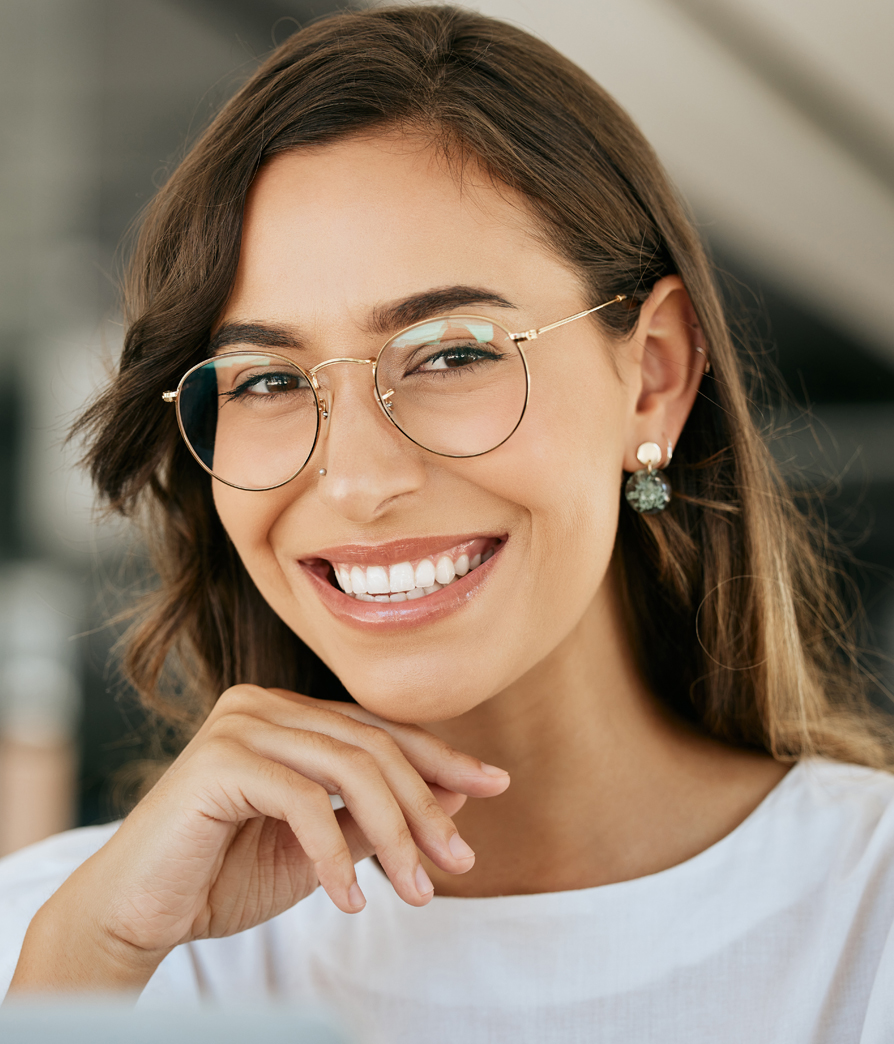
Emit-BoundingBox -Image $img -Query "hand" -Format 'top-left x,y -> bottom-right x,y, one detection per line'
10,686 -> 509,992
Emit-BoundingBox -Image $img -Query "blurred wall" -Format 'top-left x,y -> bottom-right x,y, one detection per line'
0,0 -> 891,847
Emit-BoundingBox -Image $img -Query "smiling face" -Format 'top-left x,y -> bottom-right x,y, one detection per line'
211,133 -> 642,724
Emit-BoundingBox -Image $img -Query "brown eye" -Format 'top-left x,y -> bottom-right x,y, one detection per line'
236,371 -> 308,396
416,345 -> 501,372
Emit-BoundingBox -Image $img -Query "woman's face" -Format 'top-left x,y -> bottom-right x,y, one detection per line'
213,133 -> 641,724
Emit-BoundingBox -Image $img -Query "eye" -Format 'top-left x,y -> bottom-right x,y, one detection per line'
415,343 -> 502,372
230,371 -> 309,397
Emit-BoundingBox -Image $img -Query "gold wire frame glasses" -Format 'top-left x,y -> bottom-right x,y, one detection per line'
161,295 -> 626,491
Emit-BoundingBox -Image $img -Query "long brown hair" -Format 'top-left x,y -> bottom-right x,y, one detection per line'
77,4 -> 893,767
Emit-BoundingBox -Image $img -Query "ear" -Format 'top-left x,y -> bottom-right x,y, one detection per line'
622,274 -> 707,472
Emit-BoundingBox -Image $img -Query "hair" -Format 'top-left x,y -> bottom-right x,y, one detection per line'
76,4 -> 892,768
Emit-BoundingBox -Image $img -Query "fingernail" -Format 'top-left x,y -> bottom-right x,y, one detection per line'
415,864 -> 434,896
349,882 -> 366,910
448,833 -> 475,860
479,761 -> 510,776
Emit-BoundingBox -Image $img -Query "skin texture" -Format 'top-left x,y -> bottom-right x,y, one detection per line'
9,134 -> 787,994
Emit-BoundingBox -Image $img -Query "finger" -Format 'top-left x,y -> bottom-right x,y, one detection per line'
311,740 -> 436,907
332,805 -> 435,909
333,788 -> 466,885
429,783 -> 468,818
263,688 -> 511,797
213,714 -> 474,876
199,739 -> 367,915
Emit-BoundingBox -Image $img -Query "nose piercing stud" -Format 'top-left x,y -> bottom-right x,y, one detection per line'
318,468 -> 327,476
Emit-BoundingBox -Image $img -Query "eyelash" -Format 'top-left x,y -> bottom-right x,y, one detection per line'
410,344 -> 505,374
225,372 -> 310,398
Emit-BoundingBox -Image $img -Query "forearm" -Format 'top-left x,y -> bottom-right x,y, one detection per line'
7,894 -> 171,997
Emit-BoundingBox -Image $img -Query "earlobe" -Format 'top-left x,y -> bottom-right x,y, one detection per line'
622,275 -> 706,473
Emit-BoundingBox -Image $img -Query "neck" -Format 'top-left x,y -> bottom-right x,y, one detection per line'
424,571 -> 788,897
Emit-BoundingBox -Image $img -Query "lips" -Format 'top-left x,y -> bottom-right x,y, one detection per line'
328,536 -> 498,602
297,534 -> 506,629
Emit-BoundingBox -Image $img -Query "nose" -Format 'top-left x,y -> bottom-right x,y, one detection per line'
311,362 -> 427,523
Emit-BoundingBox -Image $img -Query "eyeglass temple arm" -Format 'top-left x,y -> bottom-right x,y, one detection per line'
509,294 -> 627,343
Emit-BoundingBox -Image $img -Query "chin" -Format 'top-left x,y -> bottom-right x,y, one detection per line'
327,652 -> 501,725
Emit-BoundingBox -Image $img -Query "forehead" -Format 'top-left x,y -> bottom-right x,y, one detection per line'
224,133 -> 580,331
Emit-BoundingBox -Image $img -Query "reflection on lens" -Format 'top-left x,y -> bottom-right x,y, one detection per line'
375,316 -> 528,456
177,353 -> 319,490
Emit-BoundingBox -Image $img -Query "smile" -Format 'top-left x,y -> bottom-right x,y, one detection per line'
329,537 -> 498,602
298,535 -> 506,629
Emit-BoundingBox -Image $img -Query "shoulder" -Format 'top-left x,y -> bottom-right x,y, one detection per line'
0,822 -> 120,999
782,761 -> 894,1041
751,758 -> 894,883
779,757 -> 894,846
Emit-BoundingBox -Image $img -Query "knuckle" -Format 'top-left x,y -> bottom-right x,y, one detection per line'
361,725 -> 401,759
439,739 -> 474,769
192,734 -> 246,774
376,826 -> 416,866
312,833 -> 352,867
341,743 -> 378,775
415,789 -> 447,820
278,763 -> 320,797
213,684 -> 271,719
206,711 -> 254,740
216,683 -> 257,710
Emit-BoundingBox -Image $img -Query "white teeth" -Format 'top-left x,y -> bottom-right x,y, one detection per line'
366,565 -> 390,595
331,543 -> 498,603
350,566 -> 368,595
336,567 -> 353,594
435,556 -> 456,585
389,561 -> 415,593
414,558 -> 436,588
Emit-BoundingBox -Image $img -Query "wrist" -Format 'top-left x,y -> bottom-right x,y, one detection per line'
8,893 -> 172,996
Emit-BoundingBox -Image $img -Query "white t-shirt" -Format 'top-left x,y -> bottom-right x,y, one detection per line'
1,758 -> 893,1043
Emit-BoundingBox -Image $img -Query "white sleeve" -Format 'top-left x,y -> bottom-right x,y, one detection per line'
0,822 -> 119,999
860,913 -> 894,1043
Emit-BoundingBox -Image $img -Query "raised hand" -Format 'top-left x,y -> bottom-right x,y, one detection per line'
9,686 -> 510,993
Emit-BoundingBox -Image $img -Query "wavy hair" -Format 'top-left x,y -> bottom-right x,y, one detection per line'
76,4 -> 893,768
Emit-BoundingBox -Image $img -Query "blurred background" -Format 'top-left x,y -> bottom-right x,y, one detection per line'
0,0 -> 892,853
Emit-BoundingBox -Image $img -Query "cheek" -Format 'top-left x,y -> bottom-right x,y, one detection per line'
450,350 -> 630,631
212,480 -> 297,577
473,348 -> 630,532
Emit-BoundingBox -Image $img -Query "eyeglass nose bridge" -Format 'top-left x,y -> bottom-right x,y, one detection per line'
307,355 -> 382,423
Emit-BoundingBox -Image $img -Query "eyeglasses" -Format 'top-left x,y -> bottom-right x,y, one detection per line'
162,295 -> 626,491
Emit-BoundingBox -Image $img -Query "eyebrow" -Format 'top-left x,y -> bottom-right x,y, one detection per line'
209,285 -> 517,353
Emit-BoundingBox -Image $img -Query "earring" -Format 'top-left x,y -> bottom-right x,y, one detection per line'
624,441 -> 672,514
695,344 -> 711,374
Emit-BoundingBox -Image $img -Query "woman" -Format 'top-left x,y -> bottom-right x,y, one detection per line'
2,5 -> 893,1040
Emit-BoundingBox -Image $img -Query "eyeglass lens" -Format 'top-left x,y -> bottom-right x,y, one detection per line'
176,317 -> 528,490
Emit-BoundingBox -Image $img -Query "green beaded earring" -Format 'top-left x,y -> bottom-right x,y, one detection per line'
624,441 -> 672,514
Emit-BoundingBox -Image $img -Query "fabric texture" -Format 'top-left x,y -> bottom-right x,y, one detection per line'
1,758 -> 893,1043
